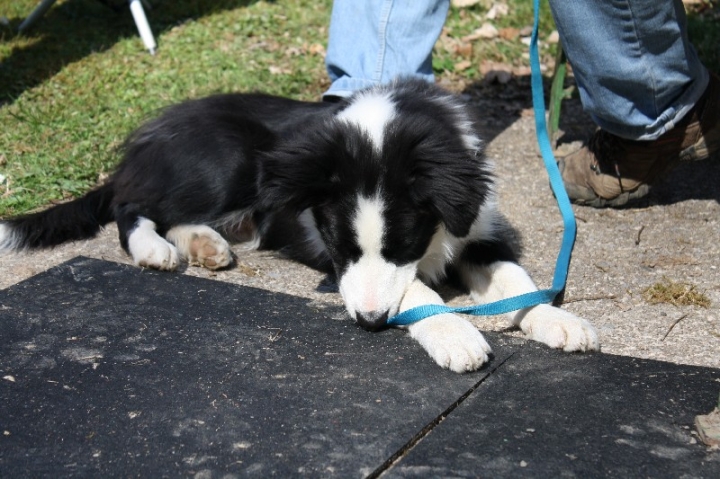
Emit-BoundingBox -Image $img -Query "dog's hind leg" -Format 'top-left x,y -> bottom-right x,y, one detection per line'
459,260 -> 600,352
165,224 -> 232,270
124,219 -> 180,270
115,204 -> 179,270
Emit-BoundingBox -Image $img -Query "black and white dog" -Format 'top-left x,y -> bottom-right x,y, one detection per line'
0,79 -> 599,372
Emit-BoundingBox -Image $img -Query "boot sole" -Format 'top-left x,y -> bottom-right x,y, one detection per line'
570,183 -> 651,208
558,159 -> 652,208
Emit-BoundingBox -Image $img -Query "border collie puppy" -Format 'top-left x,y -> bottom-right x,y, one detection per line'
0,79 -> 599,372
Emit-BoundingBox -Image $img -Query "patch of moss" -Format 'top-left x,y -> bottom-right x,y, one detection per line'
643,278 -> 711,308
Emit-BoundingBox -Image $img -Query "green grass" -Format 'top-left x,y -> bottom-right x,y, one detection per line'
0,0 -> 717,217
433,0 -> 558,80
0,0 -> 331,216
687,1 -> 720,73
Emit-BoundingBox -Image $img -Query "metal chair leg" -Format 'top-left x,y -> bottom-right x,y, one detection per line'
17,0 -> 157,55
129,0 -> 157,54
18,0 -> 57,33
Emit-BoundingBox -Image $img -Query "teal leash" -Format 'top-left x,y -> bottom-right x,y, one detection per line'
386,0 -> 575,327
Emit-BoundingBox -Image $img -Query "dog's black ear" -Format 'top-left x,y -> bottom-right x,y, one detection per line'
257,129 -> 339,212
408,142 -> 492,238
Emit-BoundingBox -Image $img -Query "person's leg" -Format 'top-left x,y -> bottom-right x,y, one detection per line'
549,0 -> 720,207
324,0 -> 449,99
549,0 -> 708,141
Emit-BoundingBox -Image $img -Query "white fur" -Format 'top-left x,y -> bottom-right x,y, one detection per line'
127,218 -> 179,270
165,224 -> 232,270
416,224 -> 461,285
0,223 -> 20,253
354,195 -> 384,255
461,261 -> 599,352
417,193 -> 502,285
338,195 -> 417,319
337,92 -> 396,150
401,280 -> 492,373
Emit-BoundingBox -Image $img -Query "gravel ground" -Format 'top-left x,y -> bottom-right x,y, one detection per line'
2,84 -> 719,369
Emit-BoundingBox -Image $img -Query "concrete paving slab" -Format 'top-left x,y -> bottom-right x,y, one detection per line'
0,257 -> 506,478
385,341 -> 720,478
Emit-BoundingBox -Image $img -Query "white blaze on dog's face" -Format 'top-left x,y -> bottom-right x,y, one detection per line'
311,189 -> 439,331
337,194 -> 418,330
336,90 -> 395,150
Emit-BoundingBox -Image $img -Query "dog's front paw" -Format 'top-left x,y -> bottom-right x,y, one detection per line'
407,314 -> 492,373
520,304 -> 600,352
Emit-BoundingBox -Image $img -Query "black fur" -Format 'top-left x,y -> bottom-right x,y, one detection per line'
0,79 -> 609,374
110,93 -> 337,249
1,79 -> 519,287
2,183 -> 115,249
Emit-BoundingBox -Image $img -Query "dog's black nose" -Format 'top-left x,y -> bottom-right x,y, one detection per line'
356,310 -> 390,331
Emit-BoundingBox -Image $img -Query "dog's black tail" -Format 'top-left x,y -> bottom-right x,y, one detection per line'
0,182 -> 115,252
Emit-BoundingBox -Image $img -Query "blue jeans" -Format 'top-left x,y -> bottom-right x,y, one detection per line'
324,0 -> 709,141
325,0 -> 449,97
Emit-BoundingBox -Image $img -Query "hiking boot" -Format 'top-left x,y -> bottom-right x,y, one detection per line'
558,72 -> 720,207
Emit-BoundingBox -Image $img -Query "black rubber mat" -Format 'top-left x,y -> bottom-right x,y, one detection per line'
0,257 -> 505,477
1,257 -> 718,478
386,341 -> 720,478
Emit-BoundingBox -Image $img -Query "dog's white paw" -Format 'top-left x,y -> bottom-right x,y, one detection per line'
133,241 -> 179,270
408,314 -> 492,373
128,222 -> 179,271
520,304 -> 600,352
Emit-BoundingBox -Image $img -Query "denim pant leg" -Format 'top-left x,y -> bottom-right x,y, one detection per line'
548,0 -> 709,141
324,0 -> 449,98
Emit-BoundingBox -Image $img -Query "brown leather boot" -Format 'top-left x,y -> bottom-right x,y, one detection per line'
558,72 -> 720,207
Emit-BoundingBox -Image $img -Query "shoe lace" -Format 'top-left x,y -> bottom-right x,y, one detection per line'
587,130 -> 625,193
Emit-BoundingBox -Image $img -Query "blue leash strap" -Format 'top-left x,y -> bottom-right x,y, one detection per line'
387,0 -> 576,327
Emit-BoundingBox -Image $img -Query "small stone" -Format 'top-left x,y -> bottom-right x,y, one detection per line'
486,3 -> 509,20
451,0 -> 482,7
695,409 -> 720,446
474,23 -> 499,40
454,60 -> 473,72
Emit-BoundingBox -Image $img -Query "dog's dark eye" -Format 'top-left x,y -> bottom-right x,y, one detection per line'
382,238 -> 430,264
313,205 -> 362,270
381,212 -> 437,265
322,235 -> 362,274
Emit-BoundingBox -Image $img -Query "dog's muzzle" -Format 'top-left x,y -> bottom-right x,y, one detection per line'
355,310 -> 390,331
